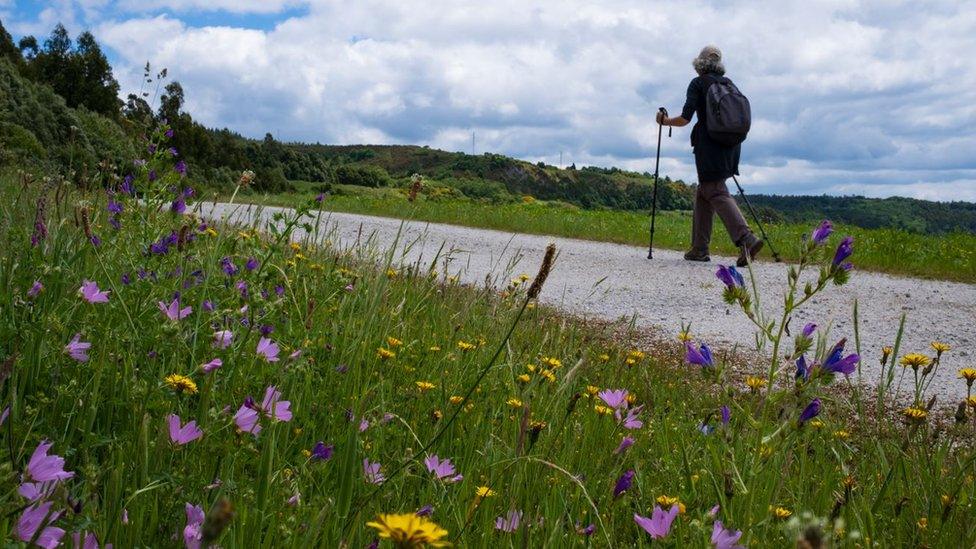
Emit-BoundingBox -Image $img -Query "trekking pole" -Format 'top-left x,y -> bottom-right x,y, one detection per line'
731,175 -> 782,262
647,107 -> 671,259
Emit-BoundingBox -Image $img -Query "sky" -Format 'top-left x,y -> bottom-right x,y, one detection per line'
3,0 -> 976,201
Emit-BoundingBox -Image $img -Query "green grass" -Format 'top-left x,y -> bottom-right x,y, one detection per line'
239,184 -> 976,283
2,140 -> 975,549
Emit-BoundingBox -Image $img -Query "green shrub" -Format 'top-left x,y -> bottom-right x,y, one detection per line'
335,164 -> 392,188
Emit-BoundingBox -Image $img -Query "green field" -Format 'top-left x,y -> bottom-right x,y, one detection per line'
236,183 -> 976,283
4,132 -> 975,547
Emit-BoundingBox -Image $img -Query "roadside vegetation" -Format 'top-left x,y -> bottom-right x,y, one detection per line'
2,120 -> 975,547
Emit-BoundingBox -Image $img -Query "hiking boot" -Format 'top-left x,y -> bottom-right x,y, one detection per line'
684,249 -> 711,262
736,234 -> 764,267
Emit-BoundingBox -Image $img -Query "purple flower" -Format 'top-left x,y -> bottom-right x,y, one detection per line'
121,175 -> 135,195
315,193 -> 325,203
259,324 -> 274,337
148,169 -> 158,182
158,298 -> 192,321
415,505 -> 434,517
801,323 -> 817,338
167,414 -> 203,445
169,147 -> 179,157
598,389 -> 629,409
175,161 -> 187,177
79,280 -> 110,303
634,505 -> 679,539
201,358 -> 223,373
832,236 -> 854,266
711,520 -> 745,549
795,355 -> 810,381
424,454 -> 463,483
221,257 -> 238,276
1,406 -> 8,426
107,200 -> 123,215
576,523 -> 596,536
820,338 -> 859,376
15,501 -> 65,548
716,265 -> 744,289
245,257 -> 259,271
311,442 -> 333,461
614,436 -> 635,455
720,405 -> 731,425
256,337 -> 280,362
363,459 -> 385,484
798,398 -> 822,425
165,128 -> 174,138
183,503 -> 204,549
275,285 -> 285,296
202,299 -> 215,312
685,342 -> 714,368
171,197 -> 186,214
19,441 -> 74,501
64,334 -> 91,362
213,330 -> 233,349
495,510 -> 523,533
811,220 -> 833,246
28,280 -> 43,298
613,469 -> 634,499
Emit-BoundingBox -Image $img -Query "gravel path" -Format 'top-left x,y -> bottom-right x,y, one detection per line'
202,201 -> 976,404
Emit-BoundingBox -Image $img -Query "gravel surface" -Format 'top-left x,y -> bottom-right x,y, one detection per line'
202,201 -> 976,403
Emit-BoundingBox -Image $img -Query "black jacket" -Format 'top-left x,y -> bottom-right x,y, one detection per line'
681,73 -> 741,182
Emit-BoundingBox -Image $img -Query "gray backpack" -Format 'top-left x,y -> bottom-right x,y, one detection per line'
702,74 -> 751,147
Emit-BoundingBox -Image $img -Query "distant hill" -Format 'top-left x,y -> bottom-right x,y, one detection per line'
1,20 -> 973,236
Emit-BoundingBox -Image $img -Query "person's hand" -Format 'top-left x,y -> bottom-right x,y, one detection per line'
656,111 -> 667,125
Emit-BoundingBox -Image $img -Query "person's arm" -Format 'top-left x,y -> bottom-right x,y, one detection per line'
656,78 -> 699,127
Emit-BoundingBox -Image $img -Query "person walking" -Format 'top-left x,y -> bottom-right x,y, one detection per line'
656,45 -> 763,266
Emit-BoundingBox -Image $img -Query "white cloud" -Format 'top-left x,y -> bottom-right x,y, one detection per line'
18,0 -> 976,199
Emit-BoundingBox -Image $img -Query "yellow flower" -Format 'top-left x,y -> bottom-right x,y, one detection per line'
239,230 -> 252,240
745,376 -> 768,391
881,346 -> 893,362
899,353 -> 931,370
529,419 -> 547,431
841,475 -> 856,489
456,341 -> 476,352
475,486 -> 497,498
416,381 -> 436,392
387,337 -> 403,347
506,398 -> 523,409
771,506 -> 792,519
931,341 -> 950,355
164,374 -> 198,395
301,449 -> 312,458
901,406 -> 928,423
941,494 -> 953,508
758,445 -> 773,459
593,405 -> 612,416
366,513 -> 450,547
449,396 -> 464,405
967,396 -> 976,408
385,268 -> 398,279
539,369 -> 556,383
377,348 -> 396,360
598,353 -> 610,362
627,350 -> 646,360
585,385 -> 600,396
541,356 -> 562,369
677,330 -> 693,343
205,227 -> 218,237
289,242 -> 301,251
431,409 -> 443,421
625,358 -> 636,366
958,368 -> 976,386
625,393 -> 637,405
429,346 -> 442,352
526,364 -> 536,372
518,274 -> 530,283
808,419 -> 824,429
833,430 -> 851,440
916,517 -> 928,530
517,374 -> 531,383
655,495 -> 678,506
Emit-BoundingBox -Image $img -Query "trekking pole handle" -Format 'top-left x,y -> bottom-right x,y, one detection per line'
658,107 -> 672,137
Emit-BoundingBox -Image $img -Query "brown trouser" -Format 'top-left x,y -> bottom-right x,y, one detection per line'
691,179 -> 750,252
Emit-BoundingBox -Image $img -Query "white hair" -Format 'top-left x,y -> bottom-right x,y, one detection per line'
692,45 -> 725,75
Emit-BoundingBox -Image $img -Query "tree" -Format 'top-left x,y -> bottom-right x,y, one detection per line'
74,31 -> 121,116
18,36 -> 38,59
158,81 -> 185,123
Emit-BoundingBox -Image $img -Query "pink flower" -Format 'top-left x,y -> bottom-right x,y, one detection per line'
64,334 -> 91,362
167,414 -> 203,445
183,503 -> 204,549
158,298 -> 192,321
256,337 -> 280,362
424,454 -> 463,483
634,505 -> 679,539
19,441 -> 74,500
79,280 -> 110,303
621,405 -> 644,430
213,330 -> 233,349
364,459 -> 385,484
711,520 -> 745,549
614,436 -> 635,455
598,389 -> 628,409
233,386 -> 292,437
15,501 -> 65,549
201,358 -> 223,373
495,510 -> 523,533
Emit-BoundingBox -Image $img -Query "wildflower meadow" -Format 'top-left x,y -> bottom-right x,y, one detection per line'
2,123 -> 975,547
